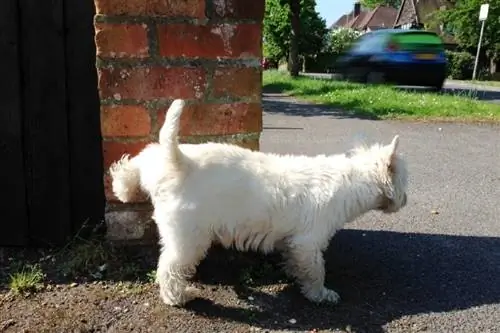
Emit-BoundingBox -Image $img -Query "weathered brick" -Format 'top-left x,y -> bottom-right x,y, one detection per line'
102,141 -> 149,170
105,208 -> 157,242
157,23 -> 261,59
95,23 -> 149,58
157,103 -> 262,136
209,0 -> 265,20
95,0 -> 205,17
101,105 -> 151,137
212,67 -> 261,100
98,67 -> 206,100
235,137 -> 260,151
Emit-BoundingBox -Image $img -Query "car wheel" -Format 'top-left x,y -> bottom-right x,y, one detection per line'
366,71 -> 385,84
430,79 -> 445,92
345,68 -> 366,83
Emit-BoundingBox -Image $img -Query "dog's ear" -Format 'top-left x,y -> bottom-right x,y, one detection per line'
389,135 -> 399,153
386,135 -> 399,172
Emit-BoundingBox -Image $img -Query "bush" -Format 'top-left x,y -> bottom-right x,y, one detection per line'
445,50 -> 474,80
326,28 -> 362,55
303,53 -> 339,73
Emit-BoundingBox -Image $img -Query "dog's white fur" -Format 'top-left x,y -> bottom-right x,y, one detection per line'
109,99 -> 409,306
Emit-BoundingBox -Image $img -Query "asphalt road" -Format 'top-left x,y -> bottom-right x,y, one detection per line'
301,72 -> 500,104
259,93 -> 500,332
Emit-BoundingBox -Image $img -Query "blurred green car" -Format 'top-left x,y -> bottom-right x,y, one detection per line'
334,29 -> 448,91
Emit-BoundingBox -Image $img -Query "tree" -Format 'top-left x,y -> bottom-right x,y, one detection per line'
431,0 -> 500,73
360,0 -> 401,9
289,0 -> 301,76
263,0 -> 328,75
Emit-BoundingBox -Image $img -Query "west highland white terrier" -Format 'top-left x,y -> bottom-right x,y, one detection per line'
109,99 -> 409,307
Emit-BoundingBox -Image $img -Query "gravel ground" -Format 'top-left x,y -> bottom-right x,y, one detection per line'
1,94 -> 499,333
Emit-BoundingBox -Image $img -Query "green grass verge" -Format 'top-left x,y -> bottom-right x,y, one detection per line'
263,70 -> 500,122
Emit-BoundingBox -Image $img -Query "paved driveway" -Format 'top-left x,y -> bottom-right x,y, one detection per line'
258,93 -> 500,332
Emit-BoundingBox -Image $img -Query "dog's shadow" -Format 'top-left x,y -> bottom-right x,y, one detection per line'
186,229 -> 500,332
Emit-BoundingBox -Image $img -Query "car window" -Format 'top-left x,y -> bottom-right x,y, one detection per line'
350,33 -> 387,53
349,34 -> 372,53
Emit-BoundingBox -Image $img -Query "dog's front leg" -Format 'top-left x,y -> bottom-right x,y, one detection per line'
284,238 -> 340,304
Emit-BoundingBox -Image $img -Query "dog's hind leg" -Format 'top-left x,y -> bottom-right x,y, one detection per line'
283,237 -> 340,304
155,221 -> 211,306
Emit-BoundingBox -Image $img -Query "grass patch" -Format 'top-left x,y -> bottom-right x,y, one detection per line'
9,264 -> 45,295
1,224 -> 158,294
59,238 -> 111,279
263,70 -> 500,122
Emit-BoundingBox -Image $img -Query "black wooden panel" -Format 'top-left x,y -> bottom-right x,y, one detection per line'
64,0 -> 106,237
19,0 -> 72,246
0,0 -> 29,246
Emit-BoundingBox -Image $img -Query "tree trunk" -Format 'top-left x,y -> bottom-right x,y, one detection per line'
288,0 -> 300,77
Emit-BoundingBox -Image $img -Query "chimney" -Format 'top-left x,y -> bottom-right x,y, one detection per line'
354,2 -> 361,17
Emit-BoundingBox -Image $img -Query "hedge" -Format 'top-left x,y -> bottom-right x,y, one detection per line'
445,50 -> 474,80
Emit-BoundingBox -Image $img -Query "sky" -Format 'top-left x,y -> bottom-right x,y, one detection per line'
316,0 -> 357,27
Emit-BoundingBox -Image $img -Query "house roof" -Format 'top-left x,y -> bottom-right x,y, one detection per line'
394,0 -> 452,27
393,0 -> 456,44
393,0 -> 418,27
347,11 -> 370,29
331,14 -> 350,28
358,6 -> 398,30
331,5 -> 398,31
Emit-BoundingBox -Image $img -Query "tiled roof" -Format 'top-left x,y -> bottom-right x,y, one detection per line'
357,6 -> 398,30
331,6 -> 398,31
393,0 -> 418,27
393,0 -> 457,44
347,12 -> 370,29
331,14 -> 349,28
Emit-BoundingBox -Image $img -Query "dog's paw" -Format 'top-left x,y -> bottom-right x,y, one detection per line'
160,285 -> 199,307
304,287 -> 341,304
322,288 -> 341,304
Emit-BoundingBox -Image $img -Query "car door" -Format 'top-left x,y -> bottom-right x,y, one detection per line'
341,33 -> 375,80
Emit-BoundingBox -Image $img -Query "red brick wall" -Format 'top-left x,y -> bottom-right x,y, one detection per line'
94,0 -> 264,240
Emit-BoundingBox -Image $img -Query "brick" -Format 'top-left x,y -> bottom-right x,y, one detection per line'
212,67 -> 261,100
235,137 -> 260,151
102,141 -> 149,170
98,67 -> 206,100
104,173 -> 116,202
157,103 -> 262,136
101,105 -> 151,137
95,23 -> 149,58
95,0 -> 205,17
209,0 -> 265,20
105,209 -> 157,242
158,24 -> 261,59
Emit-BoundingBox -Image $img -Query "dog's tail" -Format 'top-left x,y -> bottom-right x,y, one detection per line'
159,99 -> 186,167
109,154 -> 142,203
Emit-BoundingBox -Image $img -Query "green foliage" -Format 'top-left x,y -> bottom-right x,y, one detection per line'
360,0 -> 401,9
326,27 -> 362,55
302,53 -> 339,73
263,0 -> 328,63
433,0 -> 500,62
263,0 -> 290,61
445,50 -> 475,80
9,264 -> 45,295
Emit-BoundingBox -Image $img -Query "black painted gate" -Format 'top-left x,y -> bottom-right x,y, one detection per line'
0,0 -> 105,246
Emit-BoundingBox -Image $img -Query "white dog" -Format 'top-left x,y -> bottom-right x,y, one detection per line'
109,99 -> 408,307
